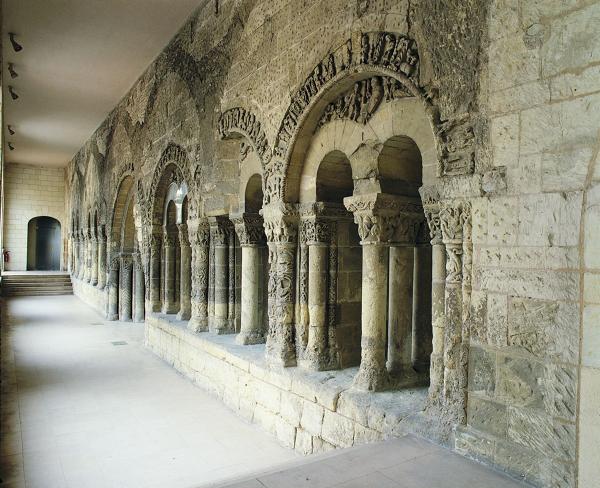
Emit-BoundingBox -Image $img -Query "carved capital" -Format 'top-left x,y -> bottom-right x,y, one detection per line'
231,213 -> 266,246
344,193 -> 422,244
261,203 -> 298,245
177,223 -> 190,247
163,230 -> 176,248
209,217 -> 233,246
188,219 -> 210,247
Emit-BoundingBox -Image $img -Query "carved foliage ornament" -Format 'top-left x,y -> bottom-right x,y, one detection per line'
232,214 -> 266,246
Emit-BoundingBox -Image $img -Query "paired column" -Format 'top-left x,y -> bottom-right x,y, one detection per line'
386,218 -> 422,374
149,232 -> 162,312
209,217 -> 234,334
263,204 -> 298,368
71,232 -> 79,277
119,255 -> 133,321
187,220 -> 210,332
107,255 -> 119,321
440,201 -> 471,424
176,223 -> 191,321
233,213 -> 267,345
77,230 -> 85,279
97,225 -> 107,289
344,193 -> 422,391
84,228 -> 92,283
90,230 -> 99,286
133,253 -> 145,322
162,230 -> 178,314
299,203 -> 347,371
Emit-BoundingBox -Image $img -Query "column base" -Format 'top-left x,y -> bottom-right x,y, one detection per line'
187,316 -> 208,333
107,313 -> 119,321
162,302 -> 178,314
212,318 -> 235,335
236,331 -> 265,345
91,278 -> 98,287
300,348 -> 339,371
176,310 -> 191,321
265,339 -> 296,368
352,363 -> 391,391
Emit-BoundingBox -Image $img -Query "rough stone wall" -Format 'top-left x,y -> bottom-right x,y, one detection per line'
455,2 -> 600,488
3,163 -> 66,271
64,1 -> 600,486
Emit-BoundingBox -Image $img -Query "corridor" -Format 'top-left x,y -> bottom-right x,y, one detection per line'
0,295 -> 297,487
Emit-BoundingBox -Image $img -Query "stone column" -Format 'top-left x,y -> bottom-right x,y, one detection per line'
263,203 -> 298,368
119,255 -> 133,322
386,217 -> 421,374
209,217 -> 234,334
440,201 -> 471,424
422,196 -> 445,402
299,204 -> 343,371
77,229 -> 84,279
107,255 -> 119,321
162,230 -> 177,314
97,225 -> 107,289
71,232 -> 79,277
187,220 -> 210,332
84,228 -> 92,283
133,253 -> 145,322
233,214 -> 266,345
411,233 -> 433,372
344,193 -> 423,391
176,223 -> 191,321
227,229 -> 236,330
90,230 -> 99,286
149,232 -> 162,312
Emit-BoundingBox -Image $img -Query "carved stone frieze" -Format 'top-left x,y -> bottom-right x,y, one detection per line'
318,76 -> 410,128
218,107 -> 271,164
273,31 -> 419,161
436,114 -> 476,177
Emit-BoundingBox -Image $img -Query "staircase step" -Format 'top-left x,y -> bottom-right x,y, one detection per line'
1,273 -> 74,297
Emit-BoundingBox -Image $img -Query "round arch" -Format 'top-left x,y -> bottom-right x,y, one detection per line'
27,216 -> 61,271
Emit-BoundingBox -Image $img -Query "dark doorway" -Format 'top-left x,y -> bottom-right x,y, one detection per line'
27,217 -> 61,271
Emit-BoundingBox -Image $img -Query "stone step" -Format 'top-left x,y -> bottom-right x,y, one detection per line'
1,273 -> 73,297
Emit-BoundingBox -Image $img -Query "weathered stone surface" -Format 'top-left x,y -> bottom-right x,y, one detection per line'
507,297 -> 579,364
321,410 -> 355,448
300,401 -> 324,436
507,407 -> 576,462
467,397 -> 508,438
468,346 -> 496,395
496,356 -> 543,409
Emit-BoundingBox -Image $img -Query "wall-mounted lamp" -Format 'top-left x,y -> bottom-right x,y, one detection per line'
8,63 -> 18,79
8,125 -> 15,135
9,33 -> 23,52
8,86 -> 19,100
8,142 -> 15,151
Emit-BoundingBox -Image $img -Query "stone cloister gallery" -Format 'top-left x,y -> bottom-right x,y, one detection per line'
52,2 -> 600,488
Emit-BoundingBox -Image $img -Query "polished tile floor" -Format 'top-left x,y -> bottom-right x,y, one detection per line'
0,296 -> 297,488
1,295 -> 526,488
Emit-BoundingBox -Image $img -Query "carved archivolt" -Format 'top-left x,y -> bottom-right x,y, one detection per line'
218,107 -> 271,165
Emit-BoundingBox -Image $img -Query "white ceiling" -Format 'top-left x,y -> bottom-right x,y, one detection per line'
2,0 -> 202,167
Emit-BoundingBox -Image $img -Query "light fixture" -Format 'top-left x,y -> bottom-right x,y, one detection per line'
8,142 -> 15,151
9,33 -> 23,52
8,86 -> 19,100
8,63 -> 18,78
8,125 -> 15,135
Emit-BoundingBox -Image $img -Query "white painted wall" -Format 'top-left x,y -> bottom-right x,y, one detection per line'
2,163 -> 66,271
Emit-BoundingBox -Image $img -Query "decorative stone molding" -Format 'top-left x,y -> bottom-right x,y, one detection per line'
218,107 -> 271,164
231,213 -> 266,246
343,193 -> 423,244
318,76 -> 411,128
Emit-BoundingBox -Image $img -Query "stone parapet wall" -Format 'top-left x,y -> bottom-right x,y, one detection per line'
72,278 -> 107,317
145,314 -> 428,455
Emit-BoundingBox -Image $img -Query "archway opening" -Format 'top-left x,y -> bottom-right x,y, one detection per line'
244,173 -> 263,213
27,217 -> 61,271
316,150 -> 354,203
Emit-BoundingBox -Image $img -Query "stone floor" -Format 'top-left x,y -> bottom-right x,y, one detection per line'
0,295 -> 527,488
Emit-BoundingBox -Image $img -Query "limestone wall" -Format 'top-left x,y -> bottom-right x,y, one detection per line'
3,163 -> 66,271
63,1 -> 600,486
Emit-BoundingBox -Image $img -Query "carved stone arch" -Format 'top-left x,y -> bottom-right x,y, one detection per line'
110,174 -> 136,251
148,142 -> 191,228
267,31 -> 475,204
218,107 -> 272,167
